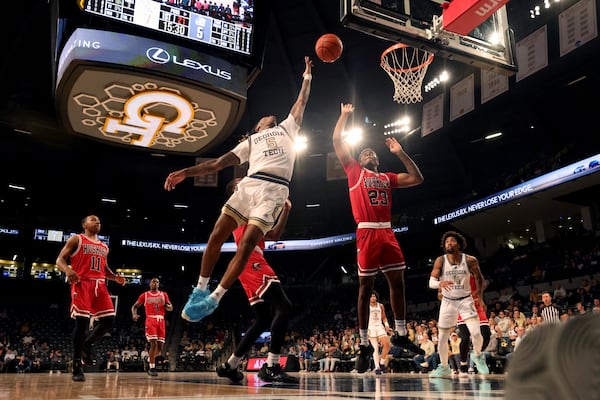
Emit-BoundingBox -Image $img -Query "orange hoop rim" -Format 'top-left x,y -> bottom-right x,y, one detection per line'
380,43 -> 434,73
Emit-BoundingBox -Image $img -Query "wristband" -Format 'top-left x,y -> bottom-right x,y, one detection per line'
384,321 -> 390,328
303,74 -> 312,81
429,276 -> 440,289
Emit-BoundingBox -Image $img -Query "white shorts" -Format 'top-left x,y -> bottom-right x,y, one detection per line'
222,176 -> 289,234
368,326 -> 387,338
438,295 -> 478,329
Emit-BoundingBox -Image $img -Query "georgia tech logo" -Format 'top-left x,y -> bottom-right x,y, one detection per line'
146,47 -> 232,81
104,91 -> 194,148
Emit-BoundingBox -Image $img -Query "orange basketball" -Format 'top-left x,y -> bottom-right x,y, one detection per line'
315,33 -> 343,63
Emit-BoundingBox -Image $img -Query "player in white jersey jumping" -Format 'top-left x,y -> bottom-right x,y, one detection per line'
428,231 -> 489,378
164,56 -> 313,322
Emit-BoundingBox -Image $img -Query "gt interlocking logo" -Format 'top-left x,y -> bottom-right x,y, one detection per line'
104,91 -> 194,148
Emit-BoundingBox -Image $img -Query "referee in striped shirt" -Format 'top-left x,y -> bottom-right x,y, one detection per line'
540,291 -> 564,323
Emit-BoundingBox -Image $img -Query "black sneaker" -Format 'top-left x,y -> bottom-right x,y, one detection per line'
216,362 -> 244,382
72,361 -> 85,382
391,333 -> 425,355
356,344 -> 374,373
258,363 -> 299,384
81,341 -> 93,365
147,368 -> 158,377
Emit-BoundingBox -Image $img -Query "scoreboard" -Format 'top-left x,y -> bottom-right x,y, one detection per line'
80,0 -> 253,55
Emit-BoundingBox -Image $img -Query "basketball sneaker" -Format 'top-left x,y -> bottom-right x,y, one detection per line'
471,352 -> 489,375
355,344 -> 374,373
181,287 -> 211,322
258,363 -> 299,384
391,332 -> 425,355
216,362 -> 244,383
147,368 -> 158,377
72,360 -> 85,382
429,364 -> 452,378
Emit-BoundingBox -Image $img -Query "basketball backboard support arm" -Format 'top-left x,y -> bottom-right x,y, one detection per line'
340,0 -> 517,75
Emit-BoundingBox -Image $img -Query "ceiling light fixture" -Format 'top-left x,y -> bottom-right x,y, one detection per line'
485,132 -> 503,140
294,135 -> 308,151
8,184 -> 25,191
101,198 -> 117,203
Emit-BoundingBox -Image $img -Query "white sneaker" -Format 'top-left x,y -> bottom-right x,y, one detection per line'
429,364 -> 452,378
471,352 -> 489,375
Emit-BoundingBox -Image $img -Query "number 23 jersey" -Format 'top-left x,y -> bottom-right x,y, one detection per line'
344,159 -> 399,224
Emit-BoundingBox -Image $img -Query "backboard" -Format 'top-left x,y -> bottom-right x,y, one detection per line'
340,0 -> 517,75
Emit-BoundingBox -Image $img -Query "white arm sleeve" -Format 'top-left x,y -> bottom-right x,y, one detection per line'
428,276 -> 440,289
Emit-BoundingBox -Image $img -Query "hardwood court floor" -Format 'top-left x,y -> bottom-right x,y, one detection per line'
2,371 -> 506,399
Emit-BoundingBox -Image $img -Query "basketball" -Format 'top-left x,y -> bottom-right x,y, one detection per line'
315,33 -> 343,63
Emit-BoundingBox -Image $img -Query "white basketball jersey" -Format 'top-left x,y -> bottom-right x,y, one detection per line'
369,302 -> 384,329
231,114 -> 300,181
441,253 -> 472,299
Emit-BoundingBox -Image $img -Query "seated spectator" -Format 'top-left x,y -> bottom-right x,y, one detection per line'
553,283 -> 567,302
448,333 -> 462,373
31,354 -> 42,372
15,354 -> 32,373
155,352 -> 170,371
592,298 -> 600,314
298,344 -> 313,372
323,342 -> 342,372
413,332 -> 437,371
48,349 -> 65,373
106,350 -> 121,372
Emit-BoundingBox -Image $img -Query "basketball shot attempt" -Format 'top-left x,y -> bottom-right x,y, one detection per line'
315,33 -> 344,63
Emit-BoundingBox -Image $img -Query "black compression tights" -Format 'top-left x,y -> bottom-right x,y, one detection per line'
458,323 -> 491,363
234,283 -> 293,357
73,316 -> 115,359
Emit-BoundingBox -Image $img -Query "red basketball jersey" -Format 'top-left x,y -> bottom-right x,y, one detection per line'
69,234 -> 109,280
344,159 -> 398,224
233,225 -> 266,250
138,291 -> 171,318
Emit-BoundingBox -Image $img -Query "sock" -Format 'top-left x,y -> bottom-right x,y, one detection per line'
197,276 -> 210,290
266,352 -> 280,367
359,329 -> 369,346
212,285 -> 228,301
395,320 -> 407,336
149,363 -> 155,369
227,355 -> 241,369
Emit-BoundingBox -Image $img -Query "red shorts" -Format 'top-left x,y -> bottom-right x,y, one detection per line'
70,279 -> 116,319
356,228 -> 405,276
457,302 -> 489,325
238,251 -> 280,306
145,316 -> 166,342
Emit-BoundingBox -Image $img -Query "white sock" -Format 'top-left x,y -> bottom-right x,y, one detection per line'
212,285 -> 228,300
267,352 -> 280,367
227,355 -> 241,369
360,329 -> 369,346
197,276 -> 210,290
395,320 -> 407,336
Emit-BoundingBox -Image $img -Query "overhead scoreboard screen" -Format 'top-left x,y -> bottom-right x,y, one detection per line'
79,0 -> 254,56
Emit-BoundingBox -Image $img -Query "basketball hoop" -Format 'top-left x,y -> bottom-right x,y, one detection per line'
380,43 -> 434,104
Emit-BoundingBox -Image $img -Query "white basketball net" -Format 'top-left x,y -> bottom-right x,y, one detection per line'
381,45 -> 434,104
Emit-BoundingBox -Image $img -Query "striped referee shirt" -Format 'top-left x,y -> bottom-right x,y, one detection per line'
540,303 -> 563,323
